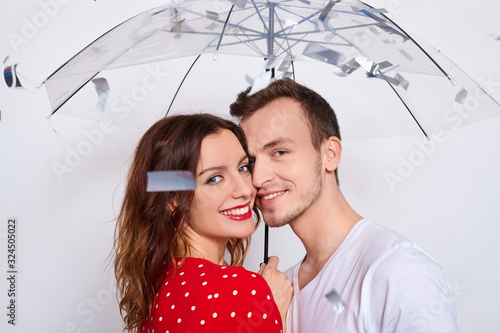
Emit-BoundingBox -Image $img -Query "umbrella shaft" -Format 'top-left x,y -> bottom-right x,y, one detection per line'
267,3 -> 275,57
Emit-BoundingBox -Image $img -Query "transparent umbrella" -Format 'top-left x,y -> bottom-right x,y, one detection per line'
39,0 -> 500,263
40,0 -> 500,138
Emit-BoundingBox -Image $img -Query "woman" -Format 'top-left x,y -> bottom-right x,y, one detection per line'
113,114 -> 292,332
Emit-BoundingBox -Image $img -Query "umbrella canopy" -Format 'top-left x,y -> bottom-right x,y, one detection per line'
41,0 -> 500,138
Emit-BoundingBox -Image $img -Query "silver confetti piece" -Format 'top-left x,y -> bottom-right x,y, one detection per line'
326,289 -> 346,314
377,60 -> 393,71
368,8 -> 388,14
394,73 -> 410,90
455,88 -> 468,104
371,73 -> 401,86
91,78 -> 109,113
277,60 -> 292,72
230,0 -> 248,9
206,10 -> 219,21
355,54 -> 373,72
319,0 -> 338,21
340,58 -> 360,75
146,171 -> 197,192
351,6 -> 360,13
248,70 -> 273,96
265,57 -> 282,70
303,43 -> 345,68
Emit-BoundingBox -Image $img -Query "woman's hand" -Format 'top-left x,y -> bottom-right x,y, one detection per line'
259,256 -> 293,332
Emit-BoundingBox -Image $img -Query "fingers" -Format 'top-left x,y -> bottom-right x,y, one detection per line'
258,262 -> 266,275
265,256 -> 279,270
258,255 -> 279,275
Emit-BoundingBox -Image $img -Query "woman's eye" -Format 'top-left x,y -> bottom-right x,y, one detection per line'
239,164 -> 250,173
206,175 -> 223,184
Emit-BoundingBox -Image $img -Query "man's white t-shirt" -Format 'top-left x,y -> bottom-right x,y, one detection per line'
285,219 -> 458,333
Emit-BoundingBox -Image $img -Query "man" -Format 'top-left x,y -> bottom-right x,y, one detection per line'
230,78 -> 458,332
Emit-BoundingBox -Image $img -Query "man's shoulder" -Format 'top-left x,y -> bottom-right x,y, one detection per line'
282,219 -> 419,277
354,219 -> 411,245
341,219 -> 416,262
352,221 -> 448,294
357,220 -> 440,270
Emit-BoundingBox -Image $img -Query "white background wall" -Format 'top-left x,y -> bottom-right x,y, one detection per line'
1,0 -> 499,332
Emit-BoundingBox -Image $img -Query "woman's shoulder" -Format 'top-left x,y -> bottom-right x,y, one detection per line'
181,258 -> 267,286
169,257 -> 258,276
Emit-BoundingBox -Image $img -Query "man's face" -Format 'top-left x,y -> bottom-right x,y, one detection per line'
240,97 -> 323,227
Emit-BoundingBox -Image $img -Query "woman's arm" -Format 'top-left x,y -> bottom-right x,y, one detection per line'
259,256 -> 293,332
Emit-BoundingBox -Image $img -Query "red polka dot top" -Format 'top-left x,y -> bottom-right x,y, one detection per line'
140,257 -> 283,333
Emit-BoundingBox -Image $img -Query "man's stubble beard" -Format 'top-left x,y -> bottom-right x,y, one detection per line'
261,157 -> 323,228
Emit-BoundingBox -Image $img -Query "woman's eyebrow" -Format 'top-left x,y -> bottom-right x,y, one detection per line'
197,154 -> 248,177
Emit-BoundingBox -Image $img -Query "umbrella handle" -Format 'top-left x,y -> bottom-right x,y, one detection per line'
264,225 -> 269,264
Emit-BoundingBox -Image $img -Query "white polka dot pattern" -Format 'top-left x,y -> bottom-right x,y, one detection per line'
139,257 -> 282,333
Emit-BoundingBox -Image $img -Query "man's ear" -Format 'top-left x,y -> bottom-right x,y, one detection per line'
323,136 -> 342,172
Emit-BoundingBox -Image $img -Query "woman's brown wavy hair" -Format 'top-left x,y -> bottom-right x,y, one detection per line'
112,113 -> 259,331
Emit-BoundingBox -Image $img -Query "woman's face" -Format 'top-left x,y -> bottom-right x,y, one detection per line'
189,129 -> 257,243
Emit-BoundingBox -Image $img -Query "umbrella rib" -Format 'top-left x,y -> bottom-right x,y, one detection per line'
273,34 -> 306,59
192,29 -> 348,46
250,0 -> 270,36
43,7 -> 178,113
177,4 -> 270,43
271,5 -> 297,59
207,2 -> 271,56
41,7 -> 162,83
278,36 -> 349,46
47,41 -> 146,114
177,29 -> 266,56
214,4 -> 235,54
331,22 -> 380,32
271,5 -> 373,36
272,7 -> 321,36
385,79 -> 429,139
48,73 -> 100,116
165,54 -> 201,116
180,29 -> 260,37
231,6 -> 270,36
212,25 -> 268,56
363,3 -> 451,79
223,5 -> 269,37
202,31 -> 264,51
272,35 -> 350,51
237,36 -> 267,57
262,3 -> 324,57
226,20 -> 269,56
214,29 -> 349,58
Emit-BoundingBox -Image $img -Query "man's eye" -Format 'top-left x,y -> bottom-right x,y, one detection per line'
274,150 -> 287,157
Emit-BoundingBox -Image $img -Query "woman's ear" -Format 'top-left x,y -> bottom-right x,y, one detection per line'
324,136 -> 342,172
167,198 -> 178,212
